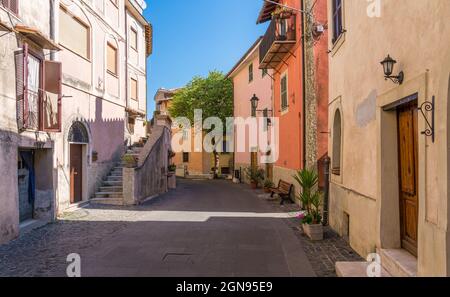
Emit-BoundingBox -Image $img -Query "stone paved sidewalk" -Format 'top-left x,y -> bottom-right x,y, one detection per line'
252,188 -> 364,277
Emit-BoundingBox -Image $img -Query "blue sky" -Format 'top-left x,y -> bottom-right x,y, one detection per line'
144,0 -> 269,116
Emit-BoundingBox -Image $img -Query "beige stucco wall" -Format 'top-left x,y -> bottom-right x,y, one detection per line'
327,0 -> 450,276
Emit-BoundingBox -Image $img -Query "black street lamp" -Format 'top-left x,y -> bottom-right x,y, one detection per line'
250,94 -> 260,116
250,94 -> 273,127
380,54 -> 404,84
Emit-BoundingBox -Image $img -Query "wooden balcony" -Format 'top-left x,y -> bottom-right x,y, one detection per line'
259,15 -> 296,70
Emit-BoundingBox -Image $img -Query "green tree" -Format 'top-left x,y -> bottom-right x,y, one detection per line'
168,71 -> 233,177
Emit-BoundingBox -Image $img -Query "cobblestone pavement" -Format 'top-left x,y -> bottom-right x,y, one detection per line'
0,179 -> 315,277
254,190 -> 364,277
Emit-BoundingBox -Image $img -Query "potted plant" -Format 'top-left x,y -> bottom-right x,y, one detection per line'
263,180 -> 275,193
244,167 -> 265,189
293,168 -> 324,241
168,164 -> 177,173
122,154 -> 138,168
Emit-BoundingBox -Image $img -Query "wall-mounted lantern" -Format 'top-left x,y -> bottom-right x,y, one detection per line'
250,94 -> 273,119
250,94 -> 259,117
380,55 -> 404,84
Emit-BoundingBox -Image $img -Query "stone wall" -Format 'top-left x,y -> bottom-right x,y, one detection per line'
123,123 -> 172,205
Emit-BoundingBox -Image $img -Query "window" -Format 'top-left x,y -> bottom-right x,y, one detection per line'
130,78 -> 138,101
248,63 -> 253,83
59,6 -> 90,59
332,0 -> 343,43
280,73 -> 288,110
130,27 -> 138,50
183,152 -> 189,163
15,44 -> 62,132
332,109 -> 342,175
279,19 -> 287,38
262,68 -> 268,78
1,0 -> 18,14
107,43 -> 117,75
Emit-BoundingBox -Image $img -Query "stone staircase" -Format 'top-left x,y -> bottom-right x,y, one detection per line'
90,138 -> 148,206
336,248 -> 418,277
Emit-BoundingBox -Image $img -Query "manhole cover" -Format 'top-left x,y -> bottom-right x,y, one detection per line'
163,253 -> 193,263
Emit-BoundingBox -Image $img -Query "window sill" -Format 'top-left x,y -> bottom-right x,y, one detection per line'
331,31 -> 346,57
107,70 -> 118,78
280,108 -> 289,116
59,44 -> 91,63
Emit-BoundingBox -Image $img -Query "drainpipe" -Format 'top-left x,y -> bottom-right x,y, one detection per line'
50,0 -> 56,61
125,8 -> 130,148
300,0 -> 306,169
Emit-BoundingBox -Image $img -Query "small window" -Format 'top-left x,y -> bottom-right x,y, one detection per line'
280,74 -> 288,110
332,0 -> 344,43
332,109 -> 342,175
183,152 -> 189,163
59,6 -> 90,59
182,129 -> 189,141
1,0 -> 19,14
130,78 -> 138,101
248,63 -> 253,83
130,27 -> 138,51
262,68 -> 268,78
107,43 -> 117,75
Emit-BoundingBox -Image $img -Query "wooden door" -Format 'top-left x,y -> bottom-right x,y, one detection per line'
251,152 -> 258,170
266,163 -> 273,181
397,103 -> 419,256
70,144 -> 83,204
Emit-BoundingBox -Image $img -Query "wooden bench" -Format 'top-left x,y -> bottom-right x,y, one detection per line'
270,180 -> 294,205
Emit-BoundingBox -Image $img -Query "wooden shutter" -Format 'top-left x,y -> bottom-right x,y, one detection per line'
15,44 -> 28,130
43,60 -> 62,131
2,0 -> 18,14
131,78 -> 138,100
107,43 -> 117,75
9,0 -> 18,14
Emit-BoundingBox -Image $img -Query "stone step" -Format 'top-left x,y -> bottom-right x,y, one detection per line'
336,262 -> 391,277
94,192 -> 123,199
106,176 -> 123,182
90,197 -> 124,206
99,186 -> 122,192
110,172 -> 123,177
378,249 -> 417,277
103,180 -> 123,186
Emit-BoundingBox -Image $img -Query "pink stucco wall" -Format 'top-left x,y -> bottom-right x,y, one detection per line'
229,41 -> 273,166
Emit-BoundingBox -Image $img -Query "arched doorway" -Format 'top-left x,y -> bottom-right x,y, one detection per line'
68,121 -> 89,204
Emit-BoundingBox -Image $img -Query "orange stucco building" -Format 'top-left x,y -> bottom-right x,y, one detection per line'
256,0 -> 328,194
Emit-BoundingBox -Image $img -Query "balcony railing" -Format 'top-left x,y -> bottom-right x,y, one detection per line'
259,15 -> 297,70
17,89 -> 61,132
17,89 -> 40,131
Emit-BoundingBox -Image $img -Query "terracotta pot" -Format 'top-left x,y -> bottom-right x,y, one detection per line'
302,224 -> 324,241
250,181 -> 258,189
264,187 -> 271,193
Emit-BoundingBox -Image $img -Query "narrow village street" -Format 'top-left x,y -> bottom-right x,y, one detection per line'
1,179 -> 326,277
